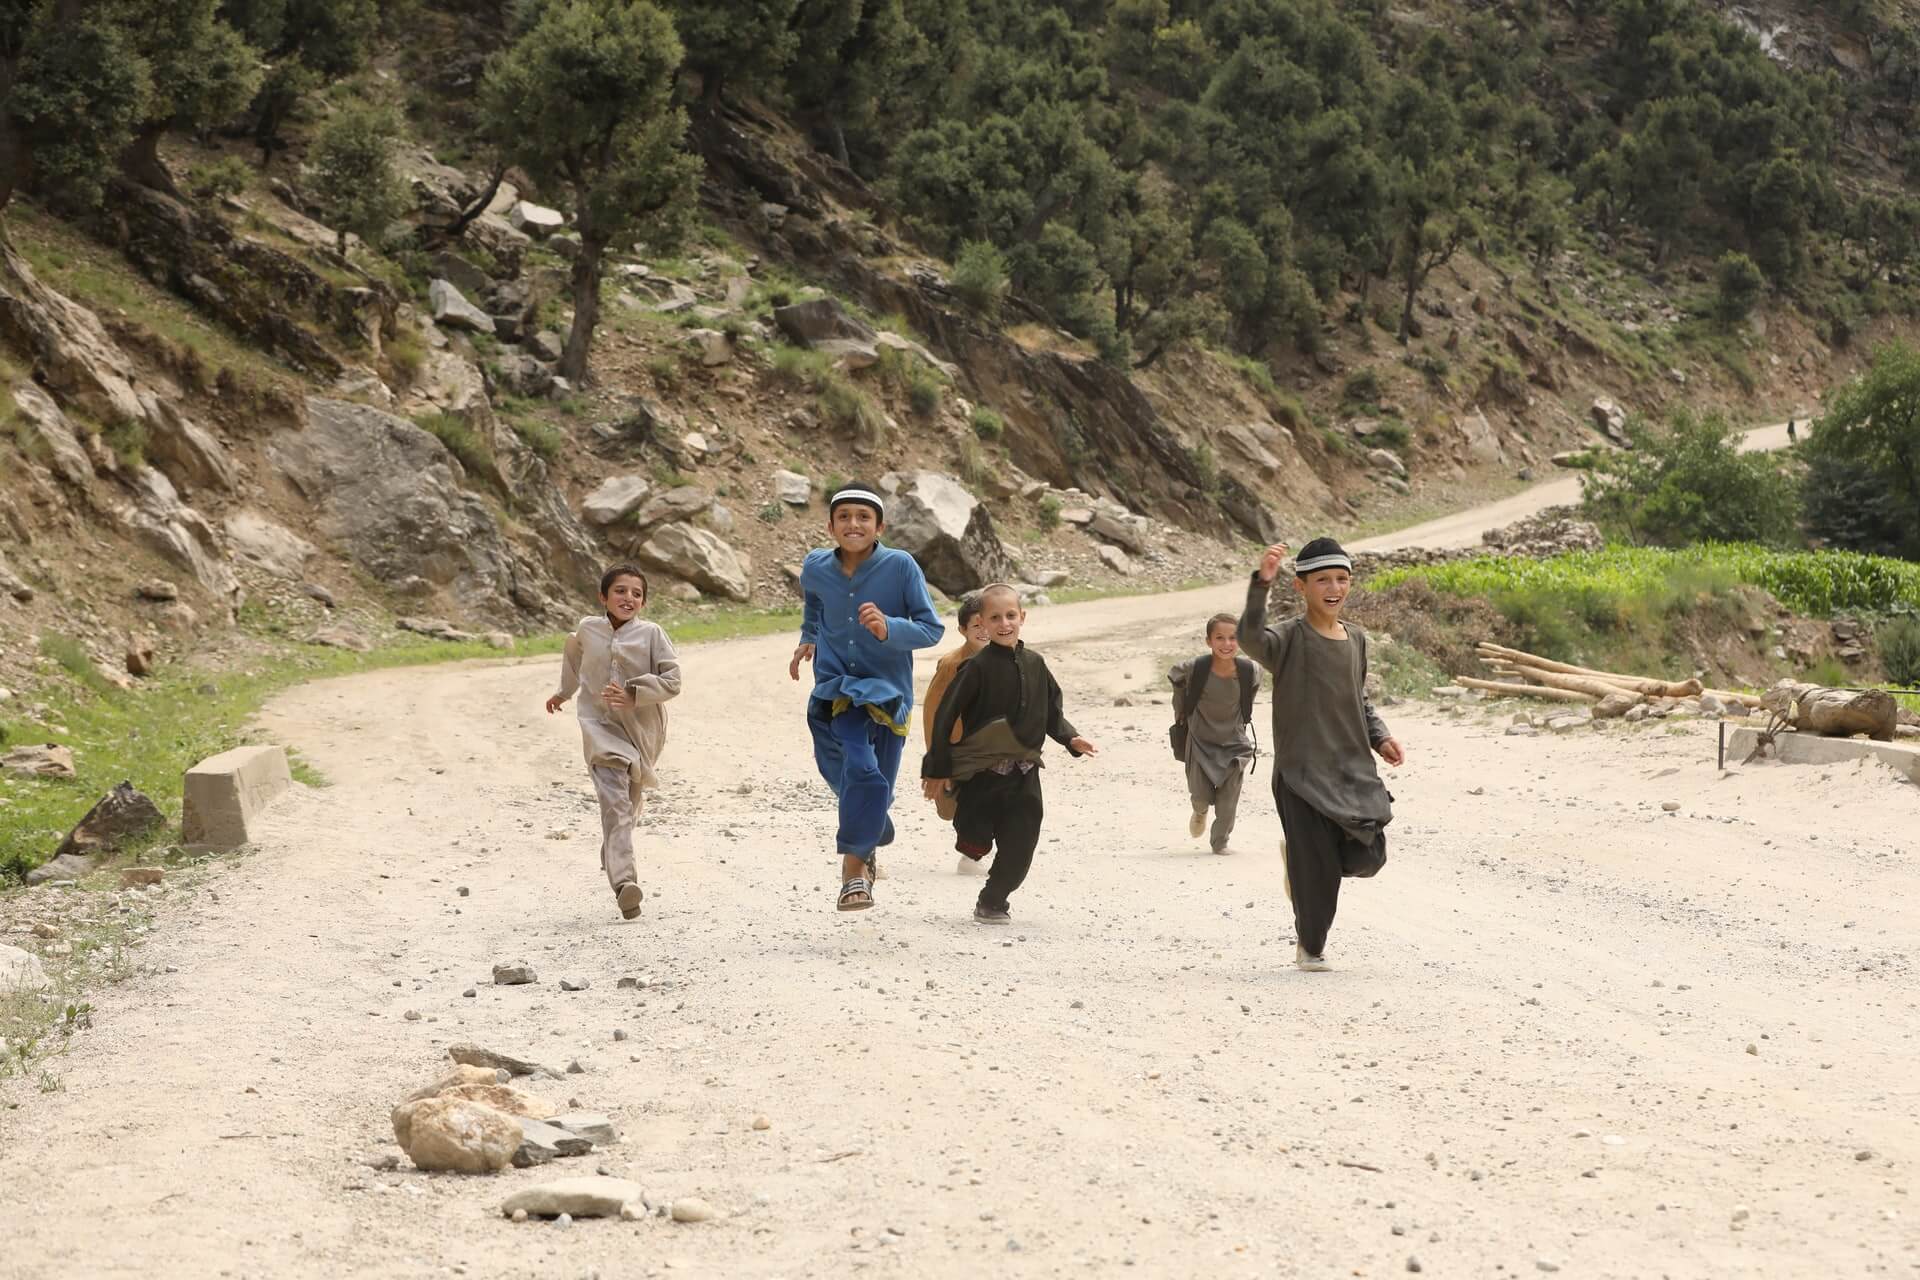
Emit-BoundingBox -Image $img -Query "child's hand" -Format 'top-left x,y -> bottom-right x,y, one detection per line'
545,694 -> 567,714
1070,736 -> 1099,757
858,602 -> 889,641
1376,736 -> 1404,767
601,681 -> 632,711
789,643 -> 815,681
1257,543 -> 1290,583
921,777 -> 948,801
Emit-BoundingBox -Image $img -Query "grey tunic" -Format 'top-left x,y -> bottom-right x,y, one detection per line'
1238,576 -> 1392,836
1169,661 -> 1256,788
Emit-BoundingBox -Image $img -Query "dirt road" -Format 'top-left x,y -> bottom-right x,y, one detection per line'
7,445 -> 1916,1279
1357,417 -> 1802,553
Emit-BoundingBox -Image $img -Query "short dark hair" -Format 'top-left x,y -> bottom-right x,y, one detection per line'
599,564 -> 649,600
958,593 -> 985,628
1206,613 -> 1238,639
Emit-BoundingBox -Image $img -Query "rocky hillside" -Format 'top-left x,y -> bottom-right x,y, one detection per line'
2,0 -> 1914,702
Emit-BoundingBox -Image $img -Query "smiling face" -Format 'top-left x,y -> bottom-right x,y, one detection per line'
1294,567 -> 1352,620
964,613 -> 991,649
600,573 -> 647,623
829,503 -> 882,557
980,588 -> 1025,647
1207,619 -> 1239,661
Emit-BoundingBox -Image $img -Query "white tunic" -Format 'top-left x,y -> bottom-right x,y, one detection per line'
553,616 -> 681,801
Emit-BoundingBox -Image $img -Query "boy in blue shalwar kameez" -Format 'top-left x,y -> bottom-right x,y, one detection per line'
788,483 -> 944,911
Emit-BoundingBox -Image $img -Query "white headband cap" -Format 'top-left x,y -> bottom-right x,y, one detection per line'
1292,550 -> 1353,574
829,487 -> 885,517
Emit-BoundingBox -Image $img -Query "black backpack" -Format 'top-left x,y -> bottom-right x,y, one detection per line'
1169,655 -> 1259,772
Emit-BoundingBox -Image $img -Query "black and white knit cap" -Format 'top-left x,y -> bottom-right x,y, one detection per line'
1292,537 -> 1353,575
829,484 -> 885,520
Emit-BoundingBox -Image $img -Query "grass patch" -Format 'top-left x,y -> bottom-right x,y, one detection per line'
507,415 -> 564,460
1370,637 -> 1449,700
412,412 -> 497,482
819,374 -> 885,446
971,405 -> 1005,441
770,344 -> 832,391
37,634 -> 117,698
956,436 -> 993,490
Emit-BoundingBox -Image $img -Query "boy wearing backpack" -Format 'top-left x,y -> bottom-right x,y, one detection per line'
1168,613 -> 1259,855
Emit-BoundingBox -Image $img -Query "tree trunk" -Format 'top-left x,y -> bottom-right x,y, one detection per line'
1399,266 -> 1418,344
441,164 -> 507,240
120,127 -> 182,197
1475,642 -> 1704,697
559,233 -> 605,385
1760,680 -> 1899,741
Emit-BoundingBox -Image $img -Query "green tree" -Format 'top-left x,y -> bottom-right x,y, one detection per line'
222,0 -> 378,74
1805,342 -> 1920,559
119,0 -> 260,192
480,0 -> 701,383
1710,251 -> 1765,328
786,0 -> 908,165
0,3 -> 152,212
664,0 -> 798,104
309,101 -> 406,255
1580,410 -> 1802,549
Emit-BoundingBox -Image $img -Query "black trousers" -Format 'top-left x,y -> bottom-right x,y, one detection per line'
1275,774 -> 1386,957
954,767 -> 1044,912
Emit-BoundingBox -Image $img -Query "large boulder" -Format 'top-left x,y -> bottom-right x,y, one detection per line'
224,510 -> 317,578
391,1096 -> 521,1174
580,476 -> 651,526
636,522 -> 750,601
142,394 -> 238,493
878,471 -> 1019,596
429,279 -> 497,335
3,744 -> 76,778
1366,447 -> 1408,479
111,468 -> 239,602
271,398 -> 529,614
773,299 -> 875,348
772,469 -> 811,506
1589,396 -> 1629,444
1086,509 -> 1152,554
509,201 -> 565,239
634,485 -> 711,528
1458,407 -> 1507,467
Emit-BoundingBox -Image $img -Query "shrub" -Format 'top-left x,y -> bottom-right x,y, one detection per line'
1711,251 -> 1766,327
511,417 -> 564,460
770,344 -> 830,391
1038,494 -> 1062,529
1580,410 -> 1801,548
414,412 -> 496,480
1188,440 -> 1219,494
906,366 -> 943,417
1882,617 -> 1920,686
971,405 -> 1005,441
819,374 -> 884,445
647,354 -> 682,390
189,156 -> 253,201
386,330 -> 426,383
1341,367 -> 1383,407
757,502 -> 785,525
957,436 -> 992,489
1372,419 -> 1411,449
951,240 -> 1008,316
101,417 -> 148,468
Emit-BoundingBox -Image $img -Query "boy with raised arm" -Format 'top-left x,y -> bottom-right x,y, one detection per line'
1238,539 -> 1404,970
789,484 -> 944,911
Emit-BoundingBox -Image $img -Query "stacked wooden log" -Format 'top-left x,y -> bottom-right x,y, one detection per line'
1758,680 -> 1898,742
1456,642 -> 1765,719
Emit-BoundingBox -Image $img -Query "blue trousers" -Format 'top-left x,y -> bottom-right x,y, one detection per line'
807,698 -> 904,861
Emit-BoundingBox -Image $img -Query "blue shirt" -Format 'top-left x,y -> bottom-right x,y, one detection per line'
799,543 -> 944,718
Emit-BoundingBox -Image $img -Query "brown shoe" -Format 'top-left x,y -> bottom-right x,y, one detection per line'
616,882 -> 642,920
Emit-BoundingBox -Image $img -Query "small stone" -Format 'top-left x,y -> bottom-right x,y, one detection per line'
404,1009 -> 422,1022
511,1208 -> 529,1223
463,988 -> 477,998
613,1029 -> 627,1042
493,963 -> 537,986
1855,1149 -> 1874,1162
457,886 -> 470,897
751,1115 -> 770,1131
566,1059 -> 586,1075
671,1197 -> 717,1223
1070,1000 -> 1085,1009
559,978 -> 590,992
1732,1205 -> 1751,1224
1537,1261 -> 1561,1274
1746,1043 -> 1759,1056
1572,1129 -> 1593,1138
555,1213 -> 572,1228
551,1112 -> 617,1145
616,977 -> 639,989
502,1176 -> 642,1220
1661,800 -> 1681,812
1407,1258 -> 1423,1274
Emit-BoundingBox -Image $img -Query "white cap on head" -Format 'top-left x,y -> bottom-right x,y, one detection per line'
829,487 -> 885,519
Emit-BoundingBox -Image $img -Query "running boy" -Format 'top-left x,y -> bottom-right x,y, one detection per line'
1169,614 -> 1258,854
920,584 -> 1098,922
924,592 -> 991,874
546,564 -> 682,921
1238,539 -> 1403,970
789,484 -> 944,911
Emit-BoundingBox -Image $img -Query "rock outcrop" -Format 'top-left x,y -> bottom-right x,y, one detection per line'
636,522 -> 751,601
879,471 -> 1019,595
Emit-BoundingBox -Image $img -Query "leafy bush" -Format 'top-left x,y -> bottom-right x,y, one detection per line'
189,156 -> 253,201
100,417 -> 148,468
1038,494 -> 1062,529
1376,545 -> 1920,619
1882,618 -> 1920,686
951,241 -> 1008,317
1711,251 -> 1766,327
1802,342 -> 1920,559
1580,410 -> 1801,548
1372,419 -> 1411,450
1187,440 -> 1219,494
1341,367 -> 1383,407
386,329 -> 426,383
647,354 -> 682,390
971,405 -> 1005,440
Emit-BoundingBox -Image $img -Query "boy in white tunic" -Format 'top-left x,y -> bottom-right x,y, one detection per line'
545,565 -> 681,920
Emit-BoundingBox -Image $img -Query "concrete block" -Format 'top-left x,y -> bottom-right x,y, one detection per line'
1727,726 -> 1920,784
182,745 -> 293,849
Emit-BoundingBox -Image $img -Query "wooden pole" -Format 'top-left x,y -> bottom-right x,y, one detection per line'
1457,676 -> 1595,703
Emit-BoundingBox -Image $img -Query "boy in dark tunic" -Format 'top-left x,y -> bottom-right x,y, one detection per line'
1238,539 -> 1405,970
920,585 -> 1099,922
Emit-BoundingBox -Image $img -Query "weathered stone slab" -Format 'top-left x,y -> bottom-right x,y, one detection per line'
182,745 -> 292,850
1728,727 -> 1920,784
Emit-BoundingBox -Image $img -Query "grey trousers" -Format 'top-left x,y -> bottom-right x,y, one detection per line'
591,764 -> 640,893
1187,758 -> 1246,852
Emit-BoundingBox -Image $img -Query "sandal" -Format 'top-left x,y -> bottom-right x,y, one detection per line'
837,876 -> 874,912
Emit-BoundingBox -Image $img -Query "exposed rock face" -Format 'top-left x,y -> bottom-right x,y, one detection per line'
773,298 -> 875,347
879,471 -> 1019,595
636,522 -> 751,601
143,397 -> 239,494
633,485 -> 712,528
0,243 -> 146,428
272,398 -> 539,616
225,510 -> 317,578
1085,509 -> 1151,553
9,384 -> 95,487
111,468 -> 238,602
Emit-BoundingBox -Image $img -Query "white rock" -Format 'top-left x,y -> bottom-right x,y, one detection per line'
685,328 -> 733,366
509,201 -> 565,238
580,476 -> 652,526
224,510 -> 317,578
1096,544 -> 1134,576
671,1197 -> 718,1223
501,1176 -> 643,1219
636,523 -> 750,601
428,279 -> 496,335
1035,569 -> 1070,588
0,943 -> 49,993
773,470 -> 810,506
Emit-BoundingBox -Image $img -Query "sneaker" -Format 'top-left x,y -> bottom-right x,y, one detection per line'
956,853 -> 989,877
1294,943 -> 1330,972
974,904 -> 1011,924
616,882 -> 643,920
1188,809 -> 1207,838
1211,842 -> 1232,856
